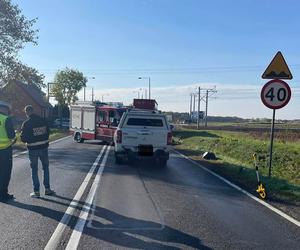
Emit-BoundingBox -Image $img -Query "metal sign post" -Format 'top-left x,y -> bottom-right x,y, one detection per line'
268,109 -> 276,177
261,51 -> 293,178
261,79 -> 291,178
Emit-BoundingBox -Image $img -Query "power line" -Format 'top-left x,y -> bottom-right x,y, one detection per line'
36,64 -> 300,75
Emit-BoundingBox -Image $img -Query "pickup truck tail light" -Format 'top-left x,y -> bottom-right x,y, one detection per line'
116,130 -> 122,144
167,132 -> 172,145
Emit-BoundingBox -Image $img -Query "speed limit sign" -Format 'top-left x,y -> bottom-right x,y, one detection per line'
261,79 -> 291,109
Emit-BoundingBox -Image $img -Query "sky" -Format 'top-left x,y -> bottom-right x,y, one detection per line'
16,0 -> 300,119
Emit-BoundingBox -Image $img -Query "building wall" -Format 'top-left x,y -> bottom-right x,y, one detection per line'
0,82 -> 47,123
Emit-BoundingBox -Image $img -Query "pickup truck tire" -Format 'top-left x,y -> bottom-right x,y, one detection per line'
155,157 -> 167,168
75,133 -> 84,143
115,155 -> 123,164
159,159 -> 167,168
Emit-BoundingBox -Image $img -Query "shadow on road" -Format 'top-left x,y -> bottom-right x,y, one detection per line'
4,194 -> 211,249
86,206 -> 212,250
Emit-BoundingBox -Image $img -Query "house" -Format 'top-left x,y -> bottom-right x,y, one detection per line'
0,80 -> 52,123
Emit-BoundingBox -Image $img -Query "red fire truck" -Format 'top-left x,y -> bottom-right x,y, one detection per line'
70,102 -> 127,143
133,99 -> 158,110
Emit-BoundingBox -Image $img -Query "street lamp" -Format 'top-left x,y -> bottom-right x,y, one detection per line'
101,93 -> 109,102
84,76 -> 96,101
138,77 -> 151,99
133,88 -> 143,99
133,90 -> 139,99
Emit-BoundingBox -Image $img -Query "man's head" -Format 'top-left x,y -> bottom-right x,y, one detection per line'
24,105 -> 34,118
0,101 -> 11,115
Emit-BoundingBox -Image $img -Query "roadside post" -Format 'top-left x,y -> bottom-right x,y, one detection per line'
261,51 -> 293,178
197,87 -> 201,130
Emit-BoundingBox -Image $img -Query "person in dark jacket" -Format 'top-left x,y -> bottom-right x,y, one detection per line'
0,101 -> 16,201
21,105 -> 55,198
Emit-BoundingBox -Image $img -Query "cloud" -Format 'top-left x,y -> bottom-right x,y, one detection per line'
78,83 -> 300,119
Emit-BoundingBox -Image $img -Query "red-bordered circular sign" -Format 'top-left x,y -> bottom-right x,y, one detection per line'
261,79 -> 291,109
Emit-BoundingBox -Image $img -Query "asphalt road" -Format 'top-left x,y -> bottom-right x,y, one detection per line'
0,137 -> 299,249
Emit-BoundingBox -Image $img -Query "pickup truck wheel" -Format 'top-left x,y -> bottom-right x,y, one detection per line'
155,157 -> 167,168
115,155 -> 123,164
159,159 -> 167,168
75,133 -> 84,143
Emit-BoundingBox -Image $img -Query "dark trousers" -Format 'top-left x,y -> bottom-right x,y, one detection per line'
29,148 -> 50,192
0,147 -> 13,197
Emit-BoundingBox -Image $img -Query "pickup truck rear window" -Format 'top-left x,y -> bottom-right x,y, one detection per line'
126,118 -> 164,127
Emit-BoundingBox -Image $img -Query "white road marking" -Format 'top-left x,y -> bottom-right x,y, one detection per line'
65,146 -> 111,250
13,135 -> 72,158
49,135 -> 73,145
44,145 -> 107,250
173,149 -> 300,228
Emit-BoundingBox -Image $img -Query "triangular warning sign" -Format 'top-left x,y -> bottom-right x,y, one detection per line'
262,51 -> 293,79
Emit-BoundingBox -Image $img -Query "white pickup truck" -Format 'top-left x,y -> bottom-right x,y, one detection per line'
114,109 -> 172,167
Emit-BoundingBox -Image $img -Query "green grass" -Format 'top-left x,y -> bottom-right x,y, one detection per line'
14,128 -> 69,150
182,121 -> 300,129
173,128 -> 300,203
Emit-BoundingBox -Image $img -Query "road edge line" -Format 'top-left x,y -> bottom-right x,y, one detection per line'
65,146 -> 111,250
173,149 -> 300,228
44,145 -> 108,250
13,135 -> 72,158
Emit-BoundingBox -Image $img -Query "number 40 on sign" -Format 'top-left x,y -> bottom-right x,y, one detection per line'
261,79 -> 291,110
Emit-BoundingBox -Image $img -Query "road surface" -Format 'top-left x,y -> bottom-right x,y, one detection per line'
0,137 -> 299,249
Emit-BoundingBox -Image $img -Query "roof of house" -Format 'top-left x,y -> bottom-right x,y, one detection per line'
3,80 -> 52,109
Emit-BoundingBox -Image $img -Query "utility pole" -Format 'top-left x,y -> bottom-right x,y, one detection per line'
47,83 -> 50,102
197,87 -> 201,129
205,90 -> 209,128
92,87 -> 94,102
190,94 -> 193,119
148,77 -> 151,99
193,94 -> 196,119
138,77 -> 151,99
203,86 -> 217,128
84,87 -> 86,102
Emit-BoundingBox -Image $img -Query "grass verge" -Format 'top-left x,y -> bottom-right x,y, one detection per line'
173,129 -> 300,204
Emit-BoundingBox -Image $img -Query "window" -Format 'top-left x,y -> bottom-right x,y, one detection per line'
97,111 -> 106,122
109,110 -> 115,123
126,118 -> 163,127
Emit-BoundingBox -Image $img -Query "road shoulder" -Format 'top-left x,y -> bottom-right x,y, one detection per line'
173,148 -> 300,225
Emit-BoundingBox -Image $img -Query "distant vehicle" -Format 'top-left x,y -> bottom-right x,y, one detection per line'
183,119 -> 192,124
70,102 -> 127,143
114,99 -> 172,167
170,124 -> 175,131
53,118 -> 69,128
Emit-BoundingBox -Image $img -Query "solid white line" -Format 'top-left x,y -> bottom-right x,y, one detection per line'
13,135 -> 72,158
65,146 -> 111,250
173,149 -> 300,228
49,135 -> 72,145
44,145 -> 107,250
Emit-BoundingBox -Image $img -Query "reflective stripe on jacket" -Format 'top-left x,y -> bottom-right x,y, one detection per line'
26,140 -> 49,147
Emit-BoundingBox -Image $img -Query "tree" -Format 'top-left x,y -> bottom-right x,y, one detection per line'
52,68 -> 87,106
0,0 -> 44,88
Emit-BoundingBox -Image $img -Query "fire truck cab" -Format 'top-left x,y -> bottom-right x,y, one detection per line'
70,102 -> 127,143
